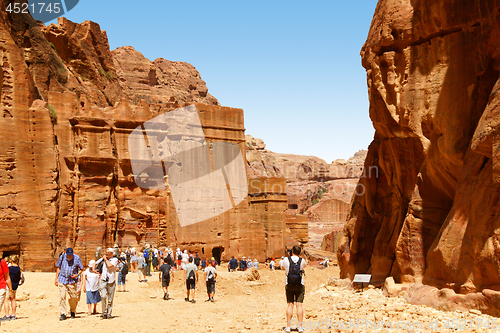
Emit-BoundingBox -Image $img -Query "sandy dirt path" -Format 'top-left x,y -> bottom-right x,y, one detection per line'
1,265 -> 498,332
0,264 -> 334,333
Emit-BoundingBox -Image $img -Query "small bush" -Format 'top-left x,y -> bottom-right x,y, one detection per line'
47,104 -> 57,123
49,42 -> 60,58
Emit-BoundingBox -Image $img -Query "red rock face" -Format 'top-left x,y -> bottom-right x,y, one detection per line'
246,135 -> 367,249
112,46 -> 219,106
339,0 -> 500,309
0,10 -> 281,270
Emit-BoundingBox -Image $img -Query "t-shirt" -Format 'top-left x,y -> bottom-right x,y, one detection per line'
9,266 -> 21,289
160,264 -> 172,279
182,253 -> 189,264
281,256 -> 307,285
96,257 -> 118,283
117,261 -> 126,275
0,259 -> 9,289
185,263 -> 197,280
194,256 -> 201,266
85,268 -> 100,292
137,255 -> 145,268
204,266 -> 216,282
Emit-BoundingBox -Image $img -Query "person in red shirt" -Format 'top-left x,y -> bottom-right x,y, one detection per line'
0,258 -> 13,327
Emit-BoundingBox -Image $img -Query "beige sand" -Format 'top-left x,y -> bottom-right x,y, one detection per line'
0,265 -> 335,332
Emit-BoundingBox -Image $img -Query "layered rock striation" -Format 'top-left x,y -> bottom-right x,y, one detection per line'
246,135 -> 367,249
0,9 -> 285,270
338,0 -> 500,314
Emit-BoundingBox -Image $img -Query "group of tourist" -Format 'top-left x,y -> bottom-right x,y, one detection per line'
0,244 -> 308,331
0,255 -> 23,325
227,256 -> 259,271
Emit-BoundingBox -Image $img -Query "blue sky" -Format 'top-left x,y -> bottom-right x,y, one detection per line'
53,1 -> 378,162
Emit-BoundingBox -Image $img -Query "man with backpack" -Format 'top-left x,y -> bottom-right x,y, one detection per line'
159,259 -> 174,300
194,253 -> 201,268
144,245 -> 153,276
184,257 -> 198,303
204,260 -> 217,302
282,245 -> 307,333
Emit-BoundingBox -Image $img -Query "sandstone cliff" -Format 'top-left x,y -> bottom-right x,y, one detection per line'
0,8 -> 285,270
338,0 -> 500,315
246,135 -> 367,249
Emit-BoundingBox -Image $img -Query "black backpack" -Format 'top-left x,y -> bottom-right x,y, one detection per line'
121,262 -> 129,275
187,268 -> 195,281
207,270 -> 215,283
177,253 -> 182,260
287,257 -> 303,288
95,259 -> 104,275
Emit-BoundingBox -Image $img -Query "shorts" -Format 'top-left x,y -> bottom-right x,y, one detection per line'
86,290 -> 102,304
206,281 -> 215,294
285,285 -> 305,303
118,272 -> 126,285
0,288 -> 6,307
162,277 -> 170,288
177,259 -> 182,266
186,279 -> 196,290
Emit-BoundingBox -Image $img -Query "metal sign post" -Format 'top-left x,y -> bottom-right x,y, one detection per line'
353,274 -> 371,292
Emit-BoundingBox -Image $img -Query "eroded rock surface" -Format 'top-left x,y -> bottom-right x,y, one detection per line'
246,135 -> 367,249
112,46 -> 219,106
0,9 -> 282,270
338,0 -> 500,316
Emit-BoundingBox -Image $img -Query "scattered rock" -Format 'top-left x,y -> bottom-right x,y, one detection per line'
243,268 -> 260,281
36,293 -> 45,299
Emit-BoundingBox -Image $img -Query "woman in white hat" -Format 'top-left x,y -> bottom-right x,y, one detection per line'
81,260 -> 101,315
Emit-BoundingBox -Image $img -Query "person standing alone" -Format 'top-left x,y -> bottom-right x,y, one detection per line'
184,257 -> 198,303
282,245 -> 307,333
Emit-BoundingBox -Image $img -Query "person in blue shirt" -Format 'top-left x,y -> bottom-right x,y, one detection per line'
228,256 -> 238,272
239,257 -> 247,271
55,248 -> 83,321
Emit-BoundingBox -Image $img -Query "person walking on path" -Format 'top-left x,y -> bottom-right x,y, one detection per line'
228,256 -> 237,272
55,248 -> 84,321
3,255 -> 22,321
159,260 -> 174,300
144,245 -> 153,276
130,248 -> 138,272
117,257 -> 128,292
184,257 -> 198,303
94,248 -> 118,319
194,253 -> 201,268
204,260 -> 217,302
0,257 -> 13,327
282,245 -> 307,333
137,252 -> 146,282
81,260 -> 101,315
